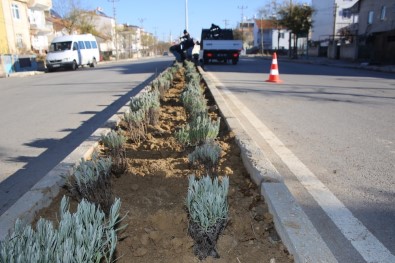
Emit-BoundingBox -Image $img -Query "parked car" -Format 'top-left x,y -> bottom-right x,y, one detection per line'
46,34 -> 100,72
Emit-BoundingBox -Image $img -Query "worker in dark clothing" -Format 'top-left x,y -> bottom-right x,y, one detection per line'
169,29 -> 195,61
180,30 -> 195,60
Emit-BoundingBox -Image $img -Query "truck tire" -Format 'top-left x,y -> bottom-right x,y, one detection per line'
204,58 -> 209,65
71,60 -> 78,70
90,58 -> 97,68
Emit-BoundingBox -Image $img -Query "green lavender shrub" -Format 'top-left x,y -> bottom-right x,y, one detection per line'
123,108 -> 146,143
0,196 -> 123,263
175,115 -> 221,146
65,154 -> 114,214
100,130 -> 127,176
146,88 -> 161,126
101,130 -> 126,158
188,140 -> 221,176
181,82 -> 207,120
186,175 -> 229,259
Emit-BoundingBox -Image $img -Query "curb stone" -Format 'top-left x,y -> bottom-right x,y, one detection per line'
0,103 -> 136,240
198,66 -> 338,263
0,117 -> 120,240
0,61 -> 164,239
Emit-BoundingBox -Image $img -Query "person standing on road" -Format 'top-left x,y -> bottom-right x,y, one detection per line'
180,30 -> 195,60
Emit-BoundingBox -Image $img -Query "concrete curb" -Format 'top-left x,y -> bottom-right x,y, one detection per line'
0,59 -> 168,239
0,111 -> 122,239
7,71 -> 45,78
0,99 -> 136,240
198,66 -> 338,263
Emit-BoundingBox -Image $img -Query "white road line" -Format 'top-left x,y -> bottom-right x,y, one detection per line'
207,72 -> 395,263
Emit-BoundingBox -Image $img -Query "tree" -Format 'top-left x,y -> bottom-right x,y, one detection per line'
257,0 -> 282,51
52,0 -> 95,34
277,2 -> 313,58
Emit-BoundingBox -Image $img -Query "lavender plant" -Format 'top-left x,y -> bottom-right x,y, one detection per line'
186,175 -> 229,259
188,140 -> 221,176
175,115 -> 221,146
65,154 -> 114,214
100,130 -> 127,176
123,108 -> 146,143
0,196 -> 123,263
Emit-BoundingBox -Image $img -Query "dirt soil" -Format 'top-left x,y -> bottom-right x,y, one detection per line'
35,68 -> 294,263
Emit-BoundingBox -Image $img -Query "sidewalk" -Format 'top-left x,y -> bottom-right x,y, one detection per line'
252,54 -> 395,74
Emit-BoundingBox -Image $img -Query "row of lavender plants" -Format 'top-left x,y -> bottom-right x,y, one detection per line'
0,61 -> 229,261
0,63 -> 179,262
175,61 -> 230,260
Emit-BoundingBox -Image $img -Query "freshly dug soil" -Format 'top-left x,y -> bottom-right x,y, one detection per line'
34,67 -> 294,263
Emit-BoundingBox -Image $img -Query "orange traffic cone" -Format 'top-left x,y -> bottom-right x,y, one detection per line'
266,52 -> 282,83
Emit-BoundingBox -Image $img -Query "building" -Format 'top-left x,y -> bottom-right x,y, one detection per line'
311,0 -> 359,45
354,0 -> 395,64
0,1 -> 9,53
253,19 -> 290,54
2,0 -> 32,54
28,0 -> 53,54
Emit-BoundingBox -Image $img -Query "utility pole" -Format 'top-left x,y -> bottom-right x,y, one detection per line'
185,0 -> 189,31
138,18 -> 146,56
108,0 -> 119,60
238,5 -> 247,45
154,26 -> 157,55
333,2 -> 338,40
223,19 -> 230,29
289,0 -> 292,58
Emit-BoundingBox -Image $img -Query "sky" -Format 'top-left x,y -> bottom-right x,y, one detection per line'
78,0 -> 311,42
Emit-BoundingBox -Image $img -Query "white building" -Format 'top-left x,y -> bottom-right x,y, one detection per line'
311,0 -> 359,44
28,0 -> 53,53
253,19 -> 290,52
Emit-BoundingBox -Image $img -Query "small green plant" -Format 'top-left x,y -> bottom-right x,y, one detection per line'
100,130 -> 127,176
181,82 -> 207,119
123,108 -> 146,143
186,175 -> 229,259
129,89 -> 160,127
175,115 -> 221,146
65,154 -> 114,214
101,130 -> 126,157
147,88 -> 161,126
189,140 -> 221,176
0,196 -> 123,263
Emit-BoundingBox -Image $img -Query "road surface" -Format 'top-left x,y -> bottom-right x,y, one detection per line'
0,57 -> 172,215
203,57 -> 395,263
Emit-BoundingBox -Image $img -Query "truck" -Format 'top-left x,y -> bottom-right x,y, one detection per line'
199,24 -> 243,65
46,34 -> 100,72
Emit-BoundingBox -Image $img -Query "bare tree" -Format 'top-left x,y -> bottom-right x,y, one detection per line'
52,0 -> 94,34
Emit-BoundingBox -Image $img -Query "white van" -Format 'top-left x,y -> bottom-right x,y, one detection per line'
46,34 -> 100,72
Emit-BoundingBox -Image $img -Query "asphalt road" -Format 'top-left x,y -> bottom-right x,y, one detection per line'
0,57 -> 172,215
203,57 -> 395,262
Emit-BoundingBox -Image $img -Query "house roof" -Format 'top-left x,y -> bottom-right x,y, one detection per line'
254,19 -> 284,30
46,16 -> 66,32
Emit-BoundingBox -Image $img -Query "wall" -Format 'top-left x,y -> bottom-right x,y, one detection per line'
312,0 -> 359,43
0,1 -> 10,53
3,0 -> 32,54
340,41 -> 357,60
